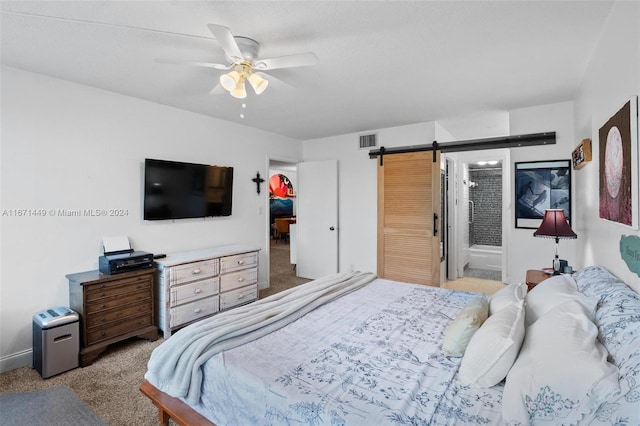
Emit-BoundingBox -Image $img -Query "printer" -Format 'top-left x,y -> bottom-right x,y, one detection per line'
98,236 -> 153,275
99,250 -> 154,275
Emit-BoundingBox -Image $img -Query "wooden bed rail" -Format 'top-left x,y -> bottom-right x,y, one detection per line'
140,380 -> 216,426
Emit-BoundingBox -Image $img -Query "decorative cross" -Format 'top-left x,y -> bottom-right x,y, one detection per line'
251,172 -> 265,194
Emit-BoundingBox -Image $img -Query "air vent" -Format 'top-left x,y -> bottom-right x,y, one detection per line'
359,133 -> 377,149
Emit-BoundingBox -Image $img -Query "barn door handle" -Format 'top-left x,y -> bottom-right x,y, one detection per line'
329,226 -> 335,231
433,214 -> 438,236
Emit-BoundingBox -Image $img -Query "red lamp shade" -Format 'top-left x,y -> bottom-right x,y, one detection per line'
533,209 -> 577,239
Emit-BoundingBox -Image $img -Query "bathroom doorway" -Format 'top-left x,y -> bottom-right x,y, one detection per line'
464,160 -> 503,280
450,149 -> 510,283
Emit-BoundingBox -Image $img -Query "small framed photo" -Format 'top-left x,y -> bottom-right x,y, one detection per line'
572,138 -> 592,170
515,160 -> 571,229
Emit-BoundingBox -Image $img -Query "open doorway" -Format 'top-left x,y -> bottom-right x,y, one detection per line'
463,160 -> 503,280
262,159 -> 309,299
446,149 -> 510,283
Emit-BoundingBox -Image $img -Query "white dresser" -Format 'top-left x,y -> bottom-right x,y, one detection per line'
154,245 -> 259,338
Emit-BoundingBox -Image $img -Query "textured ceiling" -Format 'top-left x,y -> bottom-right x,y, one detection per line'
0,1 -> 615,140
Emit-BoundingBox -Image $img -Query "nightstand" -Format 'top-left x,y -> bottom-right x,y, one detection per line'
525,269 -> 551,291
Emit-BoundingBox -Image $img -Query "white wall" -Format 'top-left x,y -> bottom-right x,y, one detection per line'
508,101 -> 578,283
573,1 -> 640,291
0,67 -> 302,371
303,122 -> 436,274
304,104 -> 580,286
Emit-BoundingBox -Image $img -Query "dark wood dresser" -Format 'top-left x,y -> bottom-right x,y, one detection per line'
67,268 -> 158,366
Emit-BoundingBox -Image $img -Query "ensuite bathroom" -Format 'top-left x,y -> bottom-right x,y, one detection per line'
462,160 -> 503,281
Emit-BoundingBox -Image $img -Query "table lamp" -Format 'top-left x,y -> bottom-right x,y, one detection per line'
533,209 -> 577,275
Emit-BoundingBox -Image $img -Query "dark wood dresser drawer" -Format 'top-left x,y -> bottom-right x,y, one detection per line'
85,288 -> 151,313
86,299 -> 153,328
85,276 -> 151,302
86,313 -> 153,346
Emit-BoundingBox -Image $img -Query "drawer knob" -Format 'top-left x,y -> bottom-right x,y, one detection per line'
194,288 -> 201,294
101,304 -> 107,309
237,277 -> 244,282
237,260 -> 244,265
193,308 -> 202,314
192,268 -> 202,275
238,294 -> 244,299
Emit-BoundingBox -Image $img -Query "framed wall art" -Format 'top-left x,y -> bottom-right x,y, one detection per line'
572,138 -> 592,170
515,160 -> 571,229
599,96 -> 639,229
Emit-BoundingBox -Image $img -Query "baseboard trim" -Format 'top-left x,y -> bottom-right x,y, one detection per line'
0,349 -> 32,373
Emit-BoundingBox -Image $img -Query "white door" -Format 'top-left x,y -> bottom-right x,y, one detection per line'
296,160 -> 338,279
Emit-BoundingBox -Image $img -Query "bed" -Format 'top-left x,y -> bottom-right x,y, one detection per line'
141,266 -> 640,425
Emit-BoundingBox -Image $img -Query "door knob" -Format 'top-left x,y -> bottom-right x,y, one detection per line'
329,226 -> 335,231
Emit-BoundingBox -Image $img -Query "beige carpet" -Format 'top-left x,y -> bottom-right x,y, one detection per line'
0,338 -> 165,425
260,238 -> 310,299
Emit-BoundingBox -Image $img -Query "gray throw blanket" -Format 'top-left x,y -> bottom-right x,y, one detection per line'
144,270 -> 377,405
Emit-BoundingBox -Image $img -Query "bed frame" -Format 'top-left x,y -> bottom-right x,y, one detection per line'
140,380 -> 216,426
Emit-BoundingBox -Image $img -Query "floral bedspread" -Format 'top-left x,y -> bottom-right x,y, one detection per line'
191,279 -> 505,425
571,266 -> 640,426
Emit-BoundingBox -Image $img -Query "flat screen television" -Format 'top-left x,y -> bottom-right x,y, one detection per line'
143,158 -> 233,220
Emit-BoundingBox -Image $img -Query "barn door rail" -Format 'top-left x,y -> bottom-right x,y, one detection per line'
369,132 -> 556,160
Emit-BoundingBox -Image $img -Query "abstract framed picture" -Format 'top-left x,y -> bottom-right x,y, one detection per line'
599,96 -> 639,229
515,160 -> 571,229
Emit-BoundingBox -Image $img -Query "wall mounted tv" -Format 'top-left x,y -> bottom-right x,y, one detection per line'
144,158 -> 233,220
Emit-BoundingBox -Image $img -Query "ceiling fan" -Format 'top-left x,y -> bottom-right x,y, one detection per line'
156,24 -> 318,99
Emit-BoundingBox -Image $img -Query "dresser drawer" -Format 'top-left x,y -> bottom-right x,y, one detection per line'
86,313 -> 153,346
220,252 -> 257,274
170,295 -> 219,328
171,277 -> 219,307
220,268 -> 258,292
170,259 -> 219,285
220,285 -> 257,311
85,277 -> 151,303
85,288 -> 151,314
86,299 -> 152,329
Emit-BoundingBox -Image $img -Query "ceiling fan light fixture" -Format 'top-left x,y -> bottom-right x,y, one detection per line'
248,72 -> 269,95
220,70 -> 240,92
231,79 -> 247,99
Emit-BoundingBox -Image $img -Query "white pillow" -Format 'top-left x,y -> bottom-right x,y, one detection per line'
442,296 -> 489,357
489,282 -> 526,315
458,299 -> 525,388
525,274 -> 596,327
503,300 -> 619,425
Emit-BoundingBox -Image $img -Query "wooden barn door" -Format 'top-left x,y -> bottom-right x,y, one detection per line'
377,151 -> 441,285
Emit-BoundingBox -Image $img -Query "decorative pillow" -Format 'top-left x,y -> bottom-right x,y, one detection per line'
525,273 -> 597,327
489,282 -> 526,315
458,299 -> 525,388
442,296 -> 489,357
502,300 -> 620,425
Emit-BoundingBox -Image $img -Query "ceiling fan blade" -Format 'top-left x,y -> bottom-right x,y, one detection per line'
257,72 -> 295,90
209,84 -> 226,95
207,24 -> 244,62
253,52 -> 318,71
154,58 -> 230,70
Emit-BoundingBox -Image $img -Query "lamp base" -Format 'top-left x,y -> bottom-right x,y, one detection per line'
552,258 -> 569,275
